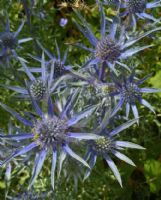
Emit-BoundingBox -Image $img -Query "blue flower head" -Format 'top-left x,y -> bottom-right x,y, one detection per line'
0,15 -> 32,62
1,52 -> 70,101
74,5 -> 161,74
20,53 -> 54,101
84,119 -> 145,186
0,92 -> 99,190
110,72 -> 161,120
35,40 -> 72,79
121,0 -> 161,27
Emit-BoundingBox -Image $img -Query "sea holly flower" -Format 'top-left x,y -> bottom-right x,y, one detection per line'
84,120 -> 145,186
0,15 -> 32,62
21,41 -> 74,93
110,72 -> 161,120
0,92 -> 99,190
0,54 -> 67,101
74,5 -> 161,74
32,40 -> 72,80
121,0 -> 161,29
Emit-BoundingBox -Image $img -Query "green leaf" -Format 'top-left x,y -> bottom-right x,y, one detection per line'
149,71 -> 161,97
144,159 -> 161,193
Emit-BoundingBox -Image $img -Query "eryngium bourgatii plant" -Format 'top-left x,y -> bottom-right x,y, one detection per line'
0,0 -> 161,193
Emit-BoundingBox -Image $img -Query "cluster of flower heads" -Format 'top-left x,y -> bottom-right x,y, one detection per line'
0,0 -> 161,195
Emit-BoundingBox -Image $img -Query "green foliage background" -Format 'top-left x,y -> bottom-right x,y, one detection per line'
0,0 -> 161,199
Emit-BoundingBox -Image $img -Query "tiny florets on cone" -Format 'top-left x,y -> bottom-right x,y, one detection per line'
33,116 -> 68,146
0,32 -> 17,49
126,0 -> 146,13
30,79 -> 47,100
95,37 -> 121,62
